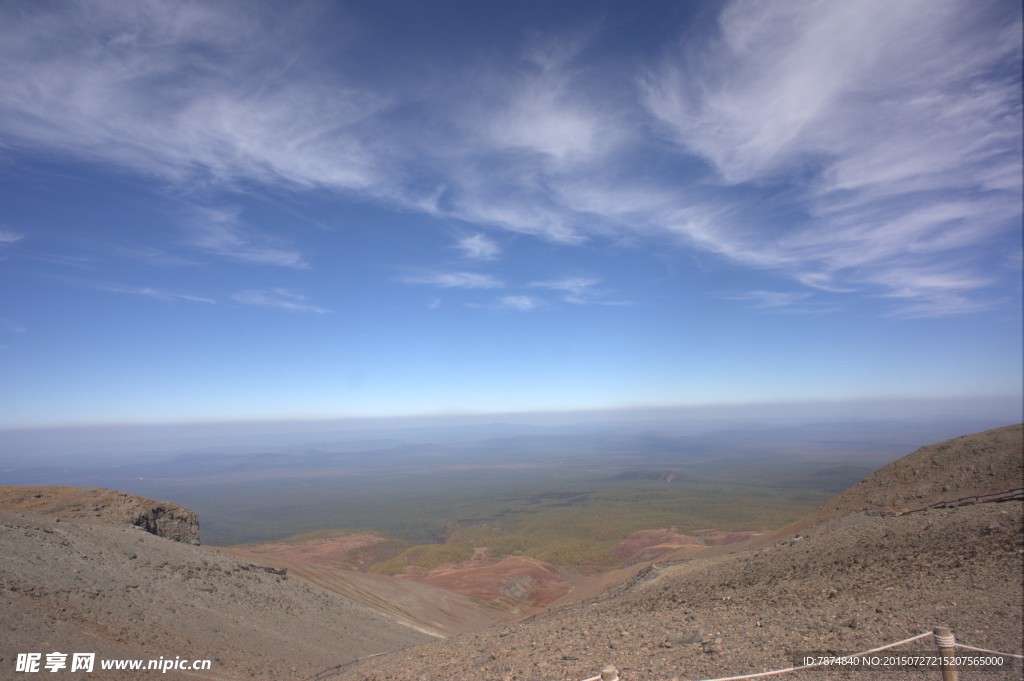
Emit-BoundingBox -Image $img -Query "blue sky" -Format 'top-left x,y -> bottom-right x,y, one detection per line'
0,0 -> 1021,428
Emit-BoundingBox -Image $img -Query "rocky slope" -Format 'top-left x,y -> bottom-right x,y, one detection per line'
0,496 -> 432,680
0,486 -> 200,545
812,423 -> 1022,520
340,424 -> 1024,680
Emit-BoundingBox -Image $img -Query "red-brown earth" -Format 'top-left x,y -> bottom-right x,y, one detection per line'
224,525 -> 766,616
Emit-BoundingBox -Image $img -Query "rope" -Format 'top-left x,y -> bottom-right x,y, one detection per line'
902,486 -> 1024,514
954,642 -> 1024,659
691,631 -> 933,681
307,647 -> 411,680
933,633 -> 956,648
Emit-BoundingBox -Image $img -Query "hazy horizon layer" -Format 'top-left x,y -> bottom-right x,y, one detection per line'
2,406 -> 1018,547
1,396 -> 1019,465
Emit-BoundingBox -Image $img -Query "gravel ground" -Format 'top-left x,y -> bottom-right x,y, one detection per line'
0,511 -> 432,680
340,501 -> 1022,681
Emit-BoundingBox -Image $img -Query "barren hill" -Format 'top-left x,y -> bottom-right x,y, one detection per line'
814,423 -> 1022,520
341,424 -> 1024,680
0,492 -> 433,680
220,535 -> 507,636
0,486 -> 200,544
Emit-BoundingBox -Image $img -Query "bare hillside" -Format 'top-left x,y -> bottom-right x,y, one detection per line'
220,542 -> 507,637
0,486 -> 200,544
813,423 -> 1022,520
343,425 -> 1024,680
0,498 -> 432,680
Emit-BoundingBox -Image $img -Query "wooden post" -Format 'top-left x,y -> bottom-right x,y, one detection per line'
933,627 -> 958,681
600,664 -> 620,681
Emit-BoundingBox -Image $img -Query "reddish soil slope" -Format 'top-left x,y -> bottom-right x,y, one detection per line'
222,537 -> 506,635
397,554 -> 581,611
612,528 -> 765,565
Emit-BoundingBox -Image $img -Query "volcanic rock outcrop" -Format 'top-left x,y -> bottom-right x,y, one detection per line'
0,486 -> 200,544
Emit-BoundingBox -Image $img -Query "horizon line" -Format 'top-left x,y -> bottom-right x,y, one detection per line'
2,394 -> 1021,433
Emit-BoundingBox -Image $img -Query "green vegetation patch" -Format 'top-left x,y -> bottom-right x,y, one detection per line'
179,456 -> 842,567
370,542 -> 475,575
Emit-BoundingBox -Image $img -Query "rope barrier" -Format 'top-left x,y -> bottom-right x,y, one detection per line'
693,631 -> 933,681
579,632 -> 935,681
902,487 -> 1023,515
307,647 -> 412,680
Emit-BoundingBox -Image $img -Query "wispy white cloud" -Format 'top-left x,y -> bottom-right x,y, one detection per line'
640,0 -> 1022,315
0,1 -> 1017,316
528,276 -> 628,305
403,271 -> 628,310
482,43 -> 619,166
187,206 -> 307,269
455,234 -> 500,261
883,294 -> 1004,319
723,290 -> 836,314
0,229 -> 22,262
644,0 -> 1020,186
0,2 -> 380,192
2,319 -> 27,334
871,265 -> 1001,318
399,271 -> 503,289
0,229 -> 23,245
876,267 -> 992,299
463,295 -> 540,312
496,295 -> 540,311
43,274 -> 217,305
98,284 -> 215,304
23,251 -> 98,270
232,288 -> 327,314
111,244 -> 198,267
1006,246 -> 1024,271
725,290 -> 811,308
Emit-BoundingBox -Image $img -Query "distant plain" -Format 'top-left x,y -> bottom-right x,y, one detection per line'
3,416 -> 1011,569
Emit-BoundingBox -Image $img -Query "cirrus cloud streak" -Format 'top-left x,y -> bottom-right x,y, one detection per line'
0,0 -> 1018,316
